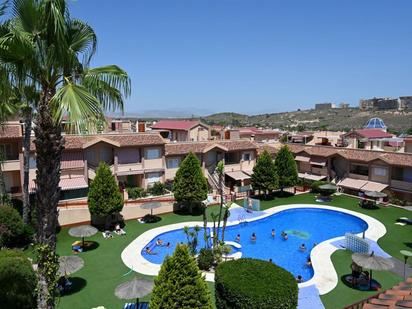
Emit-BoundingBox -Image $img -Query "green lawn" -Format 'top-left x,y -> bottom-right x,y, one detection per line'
55,193 -> 412,309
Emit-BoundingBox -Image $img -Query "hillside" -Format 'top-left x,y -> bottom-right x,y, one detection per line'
203,108 -> 412,133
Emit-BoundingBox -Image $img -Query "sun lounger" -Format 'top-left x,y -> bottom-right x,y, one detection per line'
397,217 -> 412,225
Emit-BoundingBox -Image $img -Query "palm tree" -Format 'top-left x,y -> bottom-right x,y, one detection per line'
0,1 -> 130,307
214,160 -> 225,242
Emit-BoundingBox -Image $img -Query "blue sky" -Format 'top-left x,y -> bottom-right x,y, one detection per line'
70,1 -> 412,115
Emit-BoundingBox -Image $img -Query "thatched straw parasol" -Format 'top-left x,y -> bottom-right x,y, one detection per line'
69,225 -> 98,247
352,251 -> 394,289
115,277 -> 154,305
58,255 -> 84,276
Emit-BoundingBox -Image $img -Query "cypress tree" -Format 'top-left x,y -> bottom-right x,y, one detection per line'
173,152 -> 208,212
150,244 -> 212,309
274,145 -> 298,193
88,162 -> 124,216
251,150 -> 277,196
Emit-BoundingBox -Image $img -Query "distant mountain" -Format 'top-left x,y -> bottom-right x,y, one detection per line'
203,108 -> 412,133
113,107 -> 214,119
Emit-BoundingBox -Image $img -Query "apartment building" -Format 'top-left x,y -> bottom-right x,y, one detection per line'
342,129 -> 396,151
0,122 -> 259,201
359,97 -> 399,110
289,144 -> 412,202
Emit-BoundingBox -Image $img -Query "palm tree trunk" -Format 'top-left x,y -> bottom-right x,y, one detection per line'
22,109 -> 32,224
0,149 -> 7,205
34,88 -> 64,309
216,172 -> 223,242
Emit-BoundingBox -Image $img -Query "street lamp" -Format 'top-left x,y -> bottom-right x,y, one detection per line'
400,250 -> 412,280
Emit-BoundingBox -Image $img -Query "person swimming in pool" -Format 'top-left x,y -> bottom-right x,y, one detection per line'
269,258 -> 273,263
271,229 -> 275,238
251,233 -> 257,241
306,257 -> 312,267
165,242 -> 171,248
299,243 -> 306,251
145,247 -> 157,255
235,234 -> 240,242
281,231 -> 288,240
296,275 -> 303,283
155,238 -> 163,246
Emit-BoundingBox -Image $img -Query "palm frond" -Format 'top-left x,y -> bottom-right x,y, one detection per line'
82,65 -> 131,111
51,80 -> 105,130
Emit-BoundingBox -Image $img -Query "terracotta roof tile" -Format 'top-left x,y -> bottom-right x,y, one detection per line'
31,133 -> 165,151
165,140 -> 258,156
287,143 -> 412,166
151,120 -> 203,131
0,124 -> 22,139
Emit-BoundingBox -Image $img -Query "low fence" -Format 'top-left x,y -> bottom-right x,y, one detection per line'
57,195 -> 176,227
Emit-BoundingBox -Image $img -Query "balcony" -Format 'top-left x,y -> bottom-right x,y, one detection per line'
311,166 -> 328,176
224,163 -> 241,173
144,158 -> 163,171
117,162 -> 144,175
2,160 -> 20,171
391,179 -> 412,192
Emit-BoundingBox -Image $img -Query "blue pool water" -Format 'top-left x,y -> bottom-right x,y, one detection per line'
142,208 -> 368,281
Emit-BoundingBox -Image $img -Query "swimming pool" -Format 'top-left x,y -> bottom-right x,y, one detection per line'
141,208 -> 368,281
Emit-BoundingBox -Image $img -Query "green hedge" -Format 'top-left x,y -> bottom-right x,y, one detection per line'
126,187 -> 146,199
215,258 -> 298,309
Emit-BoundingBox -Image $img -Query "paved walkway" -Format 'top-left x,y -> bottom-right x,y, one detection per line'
389,256 -> 412,279
298,285 -> 325,309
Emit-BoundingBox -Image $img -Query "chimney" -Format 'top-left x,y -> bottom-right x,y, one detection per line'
138,121 -> 146,133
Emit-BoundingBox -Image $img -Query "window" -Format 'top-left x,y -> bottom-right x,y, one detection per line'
350,164 -> 369,176
392,167 -> 412,182
146,148 -> 161,160
146,172 -> 161,184
373,166 -> 387,177
166,157 -> 180,169
242,152 -> 251,161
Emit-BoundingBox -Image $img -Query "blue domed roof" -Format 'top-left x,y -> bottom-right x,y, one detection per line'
364,117 -> 387,130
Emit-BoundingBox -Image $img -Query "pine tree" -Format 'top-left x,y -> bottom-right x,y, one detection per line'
150,244 -> 212,309
274,145 -> 298,193
251,150 -> 277,196
88,162 -> 124,216
173,152 -> 208,213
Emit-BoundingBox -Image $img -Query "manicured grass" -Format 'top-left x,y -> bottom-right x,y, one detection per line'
55,193 -> 412,309
321,250 -> 403,309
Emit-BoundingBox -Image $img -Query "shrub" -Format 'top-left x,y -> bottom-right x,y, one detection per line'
274,145 -> 298,192
197,248 -> 214,271
0,250 -> 37,309
0,205 -> 29,247
251,150 -> 277,195
164,180 -> 173,192
310,180 -> 327,193
141,214 -> 161,223
173,152 -> 208,213
126,187 -> 146,199
88,162 -> 124,216
148,182 -> 166,196
150,244 -> 212,308
215,258 -> 298,309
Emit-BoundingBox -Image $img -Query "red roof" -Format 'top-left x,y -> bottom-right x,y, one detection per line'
354,129 -> 393,139
151,120 -> 203,131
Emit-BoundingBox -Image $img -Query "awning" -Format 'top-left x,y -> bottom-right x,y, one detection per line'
298,173 -> 326,181
30,177 -> 88,193
295,155 -> 310,162
226,171 -> 251,181
310,157 -> 327,166
360,181 -> 388,192
337,178 -> 368,190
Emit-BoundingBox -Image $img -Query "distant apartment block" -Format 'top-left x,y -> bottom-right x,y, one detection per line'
399,96 -> 412,111
315,103 -> 335,110
359,96 -> 412,111
339,102 -> 350,109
